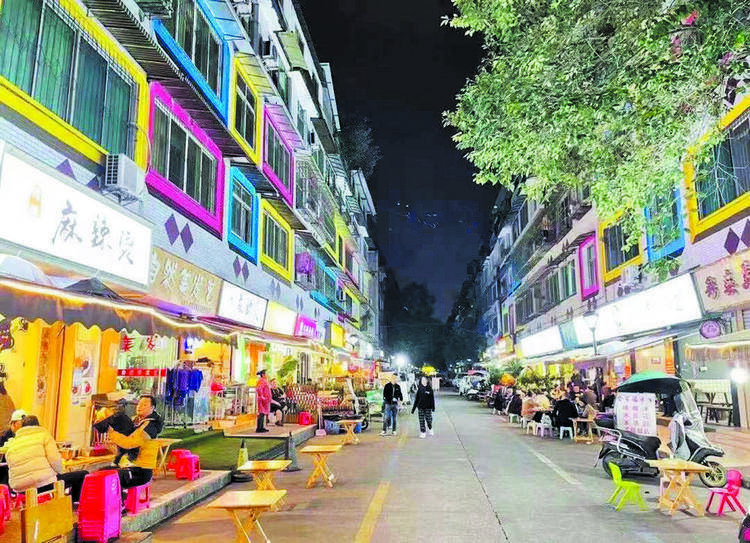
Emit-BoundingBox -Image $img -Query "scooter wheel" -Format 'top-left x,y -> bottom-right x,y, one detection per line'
699,461 -> 728,488
601,452 -> 620,478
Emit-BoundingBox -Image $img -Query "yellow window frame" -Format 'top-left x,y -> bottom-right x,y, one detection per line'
598,218 -> 644,284
260,199 -> 293,281
0,0 -> 149,167
685,94 -> 750,240
230,59 -> 263,166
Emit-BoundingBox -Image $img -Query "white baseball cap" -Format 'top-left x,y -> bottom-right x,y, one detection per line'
10,409 -> 27,422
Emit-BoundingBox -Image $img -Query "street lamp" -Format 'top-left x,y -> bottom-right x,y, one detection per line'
394,353 -> 408,369
584,310 -> 599,356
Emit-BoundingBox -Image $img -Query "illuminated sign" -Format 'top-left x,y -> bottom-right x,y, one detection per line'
217,281 -> 267,328
263,301 -> 297,336
149,248 -> 220,315
0,148 -> 152,285
294,315 -> 317,339
519,326 -> 563,358
573,274 -> 702,344
328,321 -> 345,348
694,248 -> 750,312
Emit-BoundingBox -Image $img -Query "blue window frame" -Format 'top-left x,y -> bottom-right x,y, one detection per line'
154,0 -> 231,122
646,190 -> 686,261
227,167 -> 259,262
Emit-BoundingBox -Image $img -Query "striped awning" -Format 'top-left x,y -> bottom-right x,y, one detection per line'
277,31 -> 307,71
236,53 -> 277,97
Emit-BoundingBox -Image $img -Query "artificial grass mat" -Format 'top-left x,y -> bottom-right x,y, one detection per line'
159,428 -> 284,470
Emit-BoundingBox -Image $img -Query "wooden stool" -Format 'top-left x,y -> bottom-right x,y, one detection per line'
208,490 -> 286,543
337,419 -> 361,445
300,445 -> 343,488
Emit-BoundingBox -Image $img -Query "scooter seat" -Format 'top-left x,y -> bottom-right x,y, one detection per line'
618,430 -> 661,458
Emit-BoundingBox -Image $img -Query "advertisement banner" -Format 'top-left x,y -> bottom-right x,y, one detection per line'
263,301 -> 297,336
294,315 -> 318,339
218,281 -> 267,328
615,392 -> 657,436
328,321 -> 345,348
694,248 -> 750,313
149,247 -> 221,315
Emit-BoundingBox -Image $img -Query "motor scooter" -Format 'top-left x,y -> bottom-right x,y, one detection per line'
739,512 -> 750,541
595,373 -> 728,488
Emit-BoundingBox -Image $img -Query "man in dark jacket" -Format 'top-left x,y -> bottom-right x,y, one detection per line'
552,396 -> 579,431
381,374 -> 403,436
411,376 -> 436,438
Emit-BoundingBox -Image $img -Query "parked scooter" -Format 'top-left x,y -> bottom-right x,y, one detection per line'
739,512 -> 750,541
595,373 -> 727,488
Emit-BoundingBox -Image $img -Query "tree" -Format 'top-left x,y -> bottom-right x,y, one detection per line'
339,117 -> 382,179
444,1 -> 750,244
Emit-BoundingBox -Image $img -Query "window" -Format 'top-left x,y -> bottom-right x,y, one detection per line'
265,122 -> 291,189
582,244 -> 597,289
697,115 -> 750,219
152,103 -> 216,212
240,0 -> 259,52
296,103 -> 307,143
560,261 -> 577,299
0,0 -> 134,155
166,0 -> 221,94
344,292 -> 354,315
603,223 -> 638,272
235,75 -> 256,149
263,211 -> 289,269
231,182 -> 254,244
323,272 -> 336,301
270,66 -> 290,108
649,193 -> 680,251
345,248 -> 354,275
544,273 -> 559,307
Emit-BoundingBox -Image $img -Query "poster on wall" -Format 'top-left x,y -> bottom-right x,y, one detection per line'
615,392 -> 657,436
73,336 -> 98,406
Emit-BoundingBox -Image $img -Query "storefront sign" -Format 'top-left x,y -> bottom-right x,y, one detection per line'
0,150 -> 152,285
217,281 -> 267,328
294,315 -> 317,339
699,319 -> 723,339
694,248 -> 750,312
615,392 -> 657,436
573,274 -> 702,344
328,321 -> 345,348
263,302 -> 297,336
519,326 -> 563,358
117,368 -> 168,377
149,248 -> 220,315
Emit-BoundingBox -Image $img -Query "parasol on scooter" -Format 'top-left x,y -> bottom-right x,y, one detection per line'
597,371 -> 728,487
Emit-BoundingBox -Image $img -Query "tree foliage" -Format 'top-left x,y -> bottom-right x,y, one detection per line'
339,117 -> 382,179
444,0 -> 750,242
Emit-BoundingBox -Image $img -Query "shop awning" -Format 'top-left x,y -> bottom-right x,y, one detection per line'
236,53 -> 278,98
0,277 -> 236,342
265,104 -> 306,150
277,31 -> 307,71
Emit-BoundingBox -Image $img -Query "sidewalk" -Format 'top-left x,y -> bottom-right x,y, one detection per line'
707,425 -> 750,469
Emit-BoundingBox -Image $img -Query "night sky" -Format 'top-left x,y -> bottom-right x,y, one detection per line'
299,0 -> 498,319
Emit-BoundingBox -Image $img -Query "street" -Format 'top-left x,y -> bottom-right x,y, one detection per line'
152,391 -> 742,543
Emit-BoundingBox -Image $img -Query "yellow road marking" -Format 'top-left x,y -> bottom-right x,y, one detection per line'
354,482 -> 390,543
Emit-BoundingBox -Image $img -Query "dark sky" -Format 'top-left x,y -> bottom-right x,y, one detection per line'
299,0 -> 498,319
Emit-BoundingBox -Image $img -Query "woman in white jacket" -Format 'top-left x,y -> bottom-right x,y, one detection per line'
5,416 -> 88,501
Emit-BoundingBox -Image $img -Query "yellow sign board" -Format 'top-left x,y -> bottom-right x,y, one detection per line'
328,321 -> 345,348
149,247 -> 221,315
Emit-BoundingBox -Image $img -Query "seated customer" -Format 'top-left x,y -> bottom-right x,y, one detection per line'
552,396 -> 578,430
93,404 -> 138,465
0,409 -> 25,447
6,415 -> 87,501
269,378 -> 287,427
506,389 -> 522,417
521,392 -> 538,421
104,395 -> 163,490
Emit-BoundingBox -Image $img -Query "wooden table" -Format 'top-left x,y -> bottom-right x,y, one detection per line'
571,418 -> 596,444
208,490 -> 286,543
337,419 -> 361,445
237,460 -> 291,511
152,438 -> 182,477
300,444 -> 342,488
62,454 -> 116,472
647,459 -> 711,516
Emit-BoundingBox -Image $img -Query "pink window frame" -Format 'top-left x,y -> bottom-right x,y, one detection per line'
577,233 -> 600,300
262,107 -> 295,207
147,82 -> 225,238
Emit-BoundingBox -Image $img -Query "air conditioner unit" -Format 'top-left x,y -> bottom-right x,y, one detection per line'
620,265 -> 640,287
103,154 -> 145,202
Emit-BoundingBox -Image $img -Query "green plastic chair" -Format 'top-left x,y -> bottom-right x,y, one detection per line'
607,463 -> 648,511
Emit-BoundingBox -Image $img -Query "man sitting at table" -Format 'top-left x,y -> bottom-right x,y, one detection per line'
5,415 -> 88,501
93,403 -> 139,465
104,395 -> 163,490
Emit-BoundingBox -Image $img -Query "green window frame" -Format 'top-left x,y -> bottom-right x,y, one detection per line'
231,182 -> 254,245
265,122 -> 291,189
603,223 -> 638,272
152,103 -> 217,212
544,273 -> 559,306
235,74 -> 256,149
263,211 -> 288,269
560,260 -> 577,300
0,0 -> 134,155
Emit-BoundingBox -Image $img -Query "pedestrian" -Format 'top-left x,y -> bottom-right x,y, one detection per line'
411,375 -> 435,438
492,388 -> 504,415
380,374 -> 403,436
256,370 -> 271,433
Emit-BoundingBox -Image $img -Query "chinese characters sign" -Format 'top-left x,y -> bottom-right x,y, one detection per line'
149,248 -> 220,315
218,281 -> 268,328
263,301 -> 297,335
0,151 -> 151,285
615,392 -> 657,436
328,321 -> 345,348
294,315 -> 318,339
695,248 -> 750,312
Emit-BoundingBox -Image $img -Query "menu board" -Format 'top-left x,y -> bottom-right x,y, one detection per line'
615,392 -> 657,436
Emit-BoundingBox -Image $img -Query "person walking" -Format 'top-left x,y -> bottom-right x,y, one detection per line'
411,376 -> 435,438
255,369 -> 271,433
380,374 -> 403,436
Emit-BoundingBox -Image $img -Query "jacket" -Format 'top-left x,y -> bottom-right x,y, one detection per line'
411,384 -> 435,413
383,382 -> 403,405
552,398 -> 578,429
6,425 -> 62,492
257,378 -> 272,414
107,411 -> 163,470
507,394 -> 522,416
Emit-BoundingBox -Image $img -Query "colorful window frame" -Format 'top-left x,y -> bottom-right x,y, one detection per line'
598,219 -> 644,284
230,59 -> 263,165
0,0 -> 149,167
227,167 -> 259,262
577,233 -> 600,300
260,199 -> 293,281
685,95 -> 750,241
645,190 -> 685,261
262,108 -> 295,207
147,82 -> 225,237
153,0 -> 231,122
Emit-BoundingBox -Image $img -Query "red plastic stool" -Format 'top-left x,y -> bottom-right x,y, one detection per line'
10,488 -> 53,510
298,411 -> 313,425
0,484 -> 9,535
166,449 -> 193,473
175,454 -> 201,481
78,470 -> 121,543
125,482 -> 151,514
